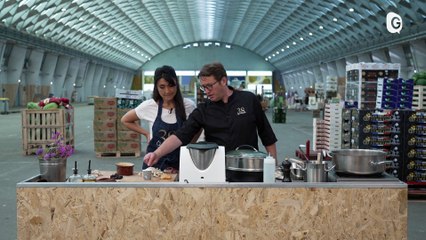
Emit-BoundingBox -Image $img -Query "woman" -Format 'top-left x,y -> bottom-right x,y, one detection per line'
121,65 -> 195,170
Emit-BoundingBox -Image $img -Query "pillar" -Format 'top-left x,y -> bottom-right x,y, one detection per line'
83,62 -> 96,101
25,49 -> 44,102
40,53 -> 58,99
5,44 -> 26,107
52,55 -> 70,98
63,57 -> 80,100
75,59 -> 88,102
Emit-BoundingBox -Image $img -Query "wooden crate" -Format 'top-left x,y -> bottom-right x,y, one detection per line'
412,86 -> 426,110
22,109 -> 74,155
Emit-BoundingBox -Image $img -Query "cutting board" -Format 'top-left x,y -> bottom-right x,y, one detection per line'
98,170 -> 177,182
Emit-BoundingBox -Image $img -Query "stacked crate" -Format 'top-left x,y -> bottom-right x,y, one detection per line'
403,111 -> 426,186
412,86 -> 426,110
313,118 -> 328,152
312,101 -> 342,152
323,101 -> 343,151
376,78 -> 414,110
116,97 -> 142,157
345,63 -> 400,109
93,97 -> 117,156
22,108 -> 74,155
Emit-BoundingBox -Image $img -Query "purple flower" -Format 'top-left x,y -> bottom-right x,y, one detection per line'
36,132 -> 74,161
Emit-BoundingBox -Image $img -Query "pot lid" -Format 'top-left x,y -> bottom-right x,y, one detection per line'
187,142 -> 218,150
226,146 -> 267,158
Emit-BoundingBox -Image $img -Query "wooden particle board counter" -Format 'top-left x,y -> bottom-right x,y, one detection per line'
17,177 -> 407,240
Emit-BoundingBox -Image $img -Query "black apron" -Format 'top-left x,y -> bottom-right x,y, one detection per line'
143,99 -> 183,170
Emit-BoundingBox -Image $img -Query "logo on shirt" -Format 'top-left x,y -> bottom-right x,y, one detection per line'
237,107 -> 246,115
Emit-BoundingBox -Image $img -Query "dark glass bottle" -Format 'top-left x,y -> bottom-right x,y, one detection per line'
281,159 -> 292,182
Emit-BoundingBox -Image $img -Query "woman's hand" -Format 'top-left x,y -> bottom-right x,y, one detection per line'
144,152 -> 159,167
144,133 -> 151,142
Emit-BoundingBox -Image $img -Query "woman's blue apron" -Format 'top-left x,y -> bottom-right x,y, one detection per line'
143,99 -> 183,170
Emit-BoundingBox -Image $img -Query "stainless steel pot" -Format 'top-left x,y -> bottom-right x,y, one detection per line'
225,145 -> 267,172
225,145 -> 267,182
288,158 -> 334,182
331,149 -> 393,175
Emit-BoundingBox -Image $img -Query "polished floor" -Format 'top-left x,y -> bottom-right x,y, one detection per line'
0,103 -> 425,239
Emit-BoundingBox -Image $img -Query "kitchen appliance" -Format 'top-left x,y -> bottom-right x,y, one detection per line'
179,142 -> 225,183
331,149 -> 393,175
225,145 -> 267,182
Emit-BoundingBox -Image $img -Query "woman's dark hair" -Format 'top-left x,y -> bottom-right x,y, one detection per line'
197,62 -> 227,81
153,65 -> 186,120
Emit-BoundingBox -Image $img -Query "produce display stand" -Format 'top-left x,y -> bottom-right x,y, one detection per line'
21,109 -> 74,155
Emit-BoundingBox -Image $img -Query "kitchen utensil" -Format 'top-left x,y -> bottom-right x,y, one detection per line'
298,144 -> 310,161
331,149 -> 393,175
288,158 -> 335,182
225,145 -> 267,182
115,162 -> 134,176
142,169 -> 152,180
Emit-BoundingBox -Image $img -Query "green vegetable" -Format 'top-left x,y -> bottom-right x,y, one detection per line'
26,102 -> 40,109
43,102 -> 59,110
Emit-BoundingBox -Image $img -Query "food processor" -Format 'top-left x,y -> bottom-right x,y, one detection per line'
179,142 -> 225,183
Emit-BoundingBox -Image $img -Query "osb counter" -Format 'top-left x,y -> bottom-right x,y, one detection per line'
17,177 -> 407,240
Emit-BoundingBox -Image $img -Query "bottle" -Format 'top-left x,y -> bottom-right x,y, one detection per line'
281,159 -> 292,182
68,161 -> 82,182
82,160 -> 96,182
263,154 -> 276,183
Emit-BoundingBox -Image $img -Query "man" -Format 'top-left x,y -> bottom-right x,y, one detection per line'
144,62 -> 278,166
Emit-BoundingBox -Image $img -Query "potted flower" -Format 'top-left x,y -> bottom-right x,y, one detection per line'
36,132 -> 74,181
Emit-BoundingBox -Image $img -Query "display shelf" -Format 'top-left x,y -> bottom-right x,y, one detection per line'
412,86 -> 426,110
345,63 -> 400,109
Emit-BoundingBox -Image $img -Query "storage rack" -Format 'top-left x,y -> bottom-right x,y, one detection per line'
345,63 -> 400,109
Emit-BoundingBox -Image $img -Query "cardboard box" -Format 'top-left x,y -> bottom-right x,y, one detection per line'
118,131 -> 141,141
94,131 -> 117,141
93,119 -> 116,132
117,141 -> 141,152
94,109 -> 117,121
94,141 -> 117,152
94,97 -> 117,109
116,108 -> 132,119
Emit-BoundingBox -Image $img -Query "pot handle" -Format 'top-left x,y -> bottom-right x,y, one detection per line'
287,157 -> 307,171
324,163 -> 336,172
235,145 -> 258,152
369,160 -> 393,166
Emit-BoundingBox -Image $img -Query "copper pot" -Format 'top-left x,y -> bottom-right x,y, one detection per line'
115,162 -> 134,176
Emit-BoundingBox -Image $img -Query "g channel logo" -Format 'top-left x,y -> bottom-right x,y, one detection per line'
386,12 -> 403,34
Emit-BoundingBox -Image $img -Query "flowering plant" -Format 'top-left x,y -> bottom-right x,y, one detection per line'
36,132 -> 74,160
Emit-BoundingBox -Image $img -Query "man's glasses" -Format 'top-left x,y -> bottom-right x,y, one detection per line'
199,81 -> 219,92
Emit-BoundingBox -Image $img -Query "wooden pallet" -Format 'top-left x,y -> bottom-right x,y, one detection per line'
96,151 -> 141,158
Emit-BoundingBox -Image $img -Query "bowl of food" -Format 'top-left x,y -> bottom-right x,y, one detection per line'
115,162 -> 135,176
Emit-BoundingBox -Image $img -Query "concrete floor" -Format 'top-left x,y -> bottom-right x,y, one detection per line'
0,103 -> 425,239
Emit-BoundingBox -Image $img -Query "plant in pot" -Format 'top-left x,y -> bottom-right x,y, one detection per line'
36,132 -> 74,182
